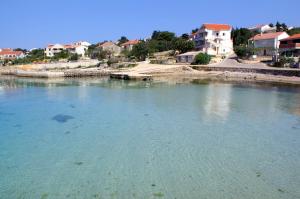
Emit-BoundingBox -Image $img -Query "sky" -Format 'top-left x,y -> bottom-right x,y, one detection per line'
1,0 -> 300,49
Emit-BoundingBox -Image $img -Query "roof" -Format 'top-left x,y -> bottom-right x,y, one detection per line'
100,41 -> 116,47
280,34 -> 300,41
177,51 -> 202,56
202,24 -> 231,31
0,50 -> 24,56
121,40 -> 140,46
0,48 -> 13,52
250,32 -> 286,41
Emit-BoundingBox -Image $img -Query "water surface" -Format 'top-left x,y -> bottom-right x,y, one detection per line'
0,77 -> 300,199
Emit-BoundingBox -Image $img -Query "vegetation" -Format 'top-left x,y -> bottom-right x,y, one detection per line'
287,27 -> 300,36
118,36 -> 129,45
51,50 -> 70,61
172,38 -> 195,53
68,53 -> 79,61
192,53 -> 211,65
130,41 -> 149,61
86,44 -> 108,60
234,46 -> 256,59
275,22 -> 288,32
232,28 -> 257,46
129,31 -> 195,61
192,28 -> 199,34
273,57 -> 295,68
12,48 -> 45,64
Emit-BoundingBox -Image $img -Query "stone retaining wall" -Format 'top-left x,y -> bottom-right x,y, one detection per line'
193,66 -> 300,77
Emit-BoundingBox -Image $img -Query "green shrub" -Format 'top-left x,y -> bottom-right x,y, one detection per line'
68,54 -> 79,61
234,46 -> 256,58
192,53 -> 211,65
273,57 -> 295,68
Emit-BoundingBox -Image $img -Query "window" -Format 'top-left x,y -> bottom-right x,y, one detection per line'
216,32 -> 219,36
223,33 -> 226,36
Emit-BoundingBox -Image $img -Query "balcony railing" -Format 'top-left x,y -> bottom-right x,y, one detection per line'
280,43 -> 300,49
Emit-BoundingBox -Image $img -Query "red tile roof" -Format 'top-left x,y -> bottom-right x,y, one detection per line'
202,24 -> 232,31
100,41 -> 115,47
250,32 -> 286,40
121,40 -> 140,46
280,34 -> 300,41
0,50 -> 23,56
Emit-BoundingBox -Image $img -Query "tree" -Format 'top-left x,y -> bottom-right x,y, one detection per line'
192,53 -> 211,65
181,33 -> 190,40
232,28 -> 255,46
234,46 -> 256,59
276,22 -> 288,32
118,36 -> 129,45
68,53 -> 79,61
14,48 -> 27,53
192,28 -> 199,34
151,31 -> 176,41
130,41 -> 149,61
172,38 -> 195,53
269,23 -> 274,28
52,50 -> 70,60
287,27 -> 300,35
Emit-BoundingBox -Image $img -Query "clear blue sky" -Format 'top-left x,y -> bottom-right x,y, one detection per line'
1,0 -> 299,49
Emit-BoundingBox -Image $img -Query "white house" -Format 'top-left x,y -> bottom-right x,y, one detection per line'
248,24 -> 276,33
194,24 -> 233,56
45,41 -> 90,57
249,32 -> 289,56
45,44 -> 65,57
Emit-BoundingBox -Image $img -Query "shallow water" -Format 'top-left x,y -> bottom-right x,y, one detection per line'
0,77 -> 300,199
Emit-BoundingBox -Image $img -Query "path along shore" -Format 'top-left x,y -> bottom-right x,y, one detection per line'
1,58 -> 300,85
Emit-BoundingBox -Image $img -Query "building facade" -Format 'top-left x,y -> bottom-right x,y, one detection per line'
45,41 -> 90,57
0,48 -> 25,60
249,32 -> 289,56
176,51 -> 201,63
194,24 -> 233,56
99,42 -> 122,56
120,40 -> 140,51
279,34 -> 300,57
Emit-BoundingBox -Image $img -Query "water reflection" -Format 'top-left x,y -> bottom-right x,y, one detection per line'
203,84 -> 232,121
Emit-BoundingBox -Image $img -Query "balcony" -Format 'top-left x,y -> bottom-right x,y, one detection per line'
280,43 -> 300,49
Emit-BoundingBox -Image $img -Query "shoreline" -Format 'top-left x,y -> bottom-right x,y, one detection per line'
1,63 -> 300,85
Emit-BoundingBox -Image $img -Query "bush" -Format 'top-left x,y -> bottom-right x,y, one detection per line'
68,54 -> 79,61
234,46 -> 256,59
273,57 -> 295,68
192,53 -> 211,65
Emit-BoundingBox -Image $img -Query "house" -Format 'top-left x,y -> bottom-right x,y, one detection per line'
279,34 -> 300,57
45,41 -> 90,57
193,23 -> 233,56
120,40 -> 140,51
45,44 -> 65,57
176,51 -> 201,63
99,42 -> 122,56
0,48 -> 25,60
248,24 -> 276,33
249,32 -> 289,56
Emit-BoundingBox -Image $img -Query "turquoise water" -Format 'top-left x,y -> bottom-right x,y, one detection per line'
0,77 -> 300,199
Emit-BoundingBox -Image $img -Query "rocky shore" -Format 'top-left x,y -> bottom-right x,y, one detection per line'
1,61 -> 300,85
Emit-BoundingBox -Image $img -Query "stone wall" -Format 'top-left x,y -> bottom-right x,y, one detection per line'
193,66 -> 300,77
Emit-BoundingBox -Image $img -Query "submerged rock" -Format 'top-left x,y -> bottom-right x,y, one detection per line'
52,114 -> 74,123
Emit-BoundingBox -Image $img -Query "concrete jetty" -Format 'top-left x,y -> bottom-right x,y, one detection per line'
110,72 -> 152,81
